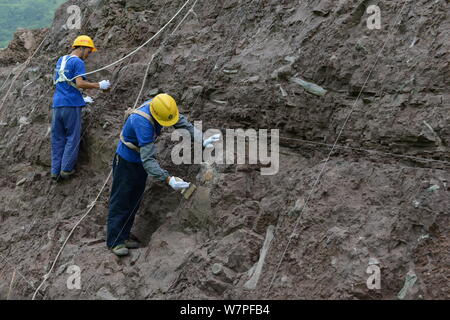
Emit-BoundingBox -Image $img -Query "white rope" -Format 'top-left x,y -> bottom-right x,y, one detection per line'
110,0 -> 168,93
130,0 -> 199,110
171,0 -> 198,36
265,0 -> 410,297
31,170 -> 112,300
6,270 -> 16,300
69,0 -> 192,81
0,67 -> 16,92
0,252 -> 41,295
280,136 -> 450,168
31,0 -> 198,300
108,0 -> 201,251
0,30 -> 52,116
132,50 -> 160,110
0,0 -> 106,117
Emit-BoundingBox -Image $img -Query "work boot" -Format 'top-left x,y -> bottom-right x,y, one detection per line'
111,244 -> 129,257
124,239 -> 140,249
60,170 -> 75,179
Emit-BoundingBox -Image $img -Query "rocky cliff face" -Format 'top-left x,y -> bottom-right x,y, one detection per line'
0,0 -> 448,300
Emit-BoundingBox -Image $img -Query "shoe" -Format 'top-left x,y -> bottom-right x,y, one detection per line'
51,173 -> 59,181
111,244 -> 129,257
124,239 -> 140,249
60,170 -> 75,179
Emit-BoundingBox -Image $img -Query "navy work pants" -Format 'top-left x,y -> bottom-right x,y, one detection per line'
51,107 -> 82,175
107,154 -> 148,248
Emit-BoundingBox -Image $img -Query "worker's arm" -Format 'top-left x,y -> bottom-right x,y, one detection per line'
173,114 -> 202,143
140,142 -> 189,189
173,114 -> 221,148
75,77 -> 100,89
72,57 -> 110,90
140,142 -> 171,183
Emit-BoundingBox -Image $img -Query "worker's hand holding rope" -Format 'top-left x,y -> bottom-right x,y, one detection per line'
99,80 -> 111,90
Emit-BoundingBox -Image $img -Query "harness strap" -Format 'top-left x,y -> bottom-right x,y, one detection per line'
120,106 -> 156,152
120,132 -> 140,152
53,55 -> 79,89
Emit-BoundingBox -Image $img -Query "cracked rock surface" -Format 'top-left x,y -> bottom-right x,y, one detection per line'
0,0 -> 448,299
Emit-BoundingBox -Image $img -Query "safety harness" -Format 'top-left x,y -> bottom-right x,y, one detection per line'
120,106 -> 156,152
53,55 -> 79,89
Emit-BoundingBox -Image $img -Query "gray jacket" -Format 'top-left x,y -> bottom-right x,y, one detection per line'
140,114 -> 201,182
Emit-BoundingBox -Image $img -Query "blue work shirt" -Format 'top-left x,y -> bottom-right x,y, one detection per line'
52,56 -> 87,108
117,101 -> 162,163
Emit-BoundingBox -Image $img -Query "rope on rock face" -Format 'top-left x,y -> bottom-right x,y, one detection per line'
279,136 -> 450,168
264,0 -> 410,298
69,0 -> 192,81
31,0 -> 197,300
0,252 -> 42,297
110,0 -> 168,93
1,0 -> 188,118
0,0 -> 105,119
0,31 -> 51,117
31,170 -> 112,300
0,67 -> 16,93
0,2 -> 111,293
130,0 -> 199,110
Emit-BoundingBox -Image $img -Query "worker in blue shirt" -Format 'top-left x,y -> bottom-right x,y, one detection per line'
51,35 -> 111,180
107,93 -> 220,256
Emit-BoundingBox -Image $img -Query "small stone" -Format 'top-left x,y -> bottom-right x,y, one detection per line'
130,251 -> 141,265
203,169 -> 214,182
284,56 -> 298,64
427,185 -> 440,192
211,263 -> 223,275
148,88 -> 159,96
16,178 -> 27,186
244,75 -> 259,83
96,287 -> 118,300
290,77 -> 327,96
276,84 -> 288,97
222,69 -> 238,74
331,257 -> 337,266
19,116 -> 30,125
397,272 -> 417,300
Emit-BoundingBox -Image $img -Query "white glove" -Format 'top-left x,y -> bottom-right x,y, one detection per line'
99,80 -> 111,90
168,177 -> 190,190
83,96 -> 94,104
203,133 -> 221,148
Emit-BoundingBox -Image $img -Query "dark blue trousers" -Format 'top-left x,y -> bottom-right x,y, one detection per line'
107,154 -> 148,248
51,107 -> 82,175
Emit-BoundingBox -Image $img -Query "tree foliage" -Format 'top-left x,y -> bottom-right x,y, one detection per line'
0,0 -> 66,48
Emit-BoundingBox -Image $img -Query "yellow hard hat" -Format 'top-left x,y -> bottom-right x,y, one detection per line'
149,93 -> 179,127
72,35 -> 97,52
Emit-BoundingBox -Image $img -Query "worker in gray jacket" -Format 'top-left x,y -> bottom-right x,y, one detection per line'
107,93 -> 219,256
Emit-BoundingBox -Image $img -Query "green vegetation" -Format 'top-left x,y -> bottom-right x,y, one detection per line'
0,0 -> 66,48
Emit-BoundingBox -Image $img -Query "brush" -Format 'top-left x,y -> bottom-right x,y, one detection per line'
174,177 -> 197,200
181,183 -> 197,200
